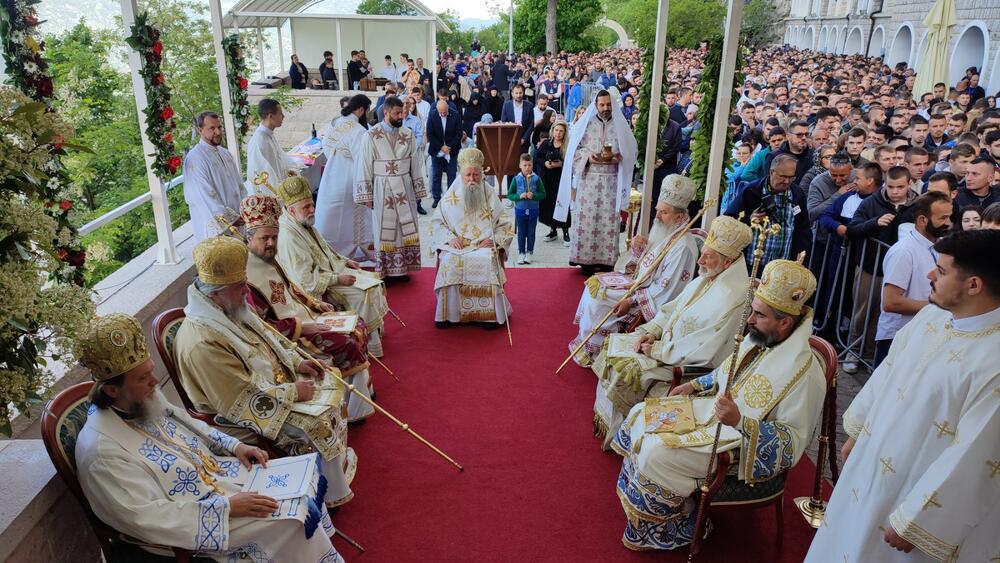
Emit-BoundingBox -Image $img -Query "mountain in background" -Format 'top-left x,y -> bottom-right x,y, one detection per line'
459,18 -> 499,30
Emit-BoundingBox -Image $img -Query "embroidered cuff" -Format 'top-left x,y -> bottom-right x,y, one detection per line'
649,341 -> 665,361
843,412 -> 864,440
636,291 -> 656,322
413,178 -> 428,199
194,495 -> 229,552
354,182 -> 373,204
207,429 -> 239,454
889,507 -> 958,563
691,373 -> 715,393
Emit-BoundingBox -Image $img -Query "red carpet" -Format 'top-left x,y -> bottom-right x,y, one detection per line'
334,268 -> 827,562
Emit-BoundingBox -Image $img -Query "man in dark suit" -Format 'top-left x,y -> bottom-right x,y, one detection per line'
426,100 -> 463,213
492,55 -> 512,101
347,50 -> 369,90
500,83 -> 534,155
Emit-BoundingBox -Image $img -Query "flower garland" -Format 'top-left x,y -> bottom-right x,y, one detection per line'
1,0 -> 86,284
125,11 -> 181,177
222,33 -> 251,148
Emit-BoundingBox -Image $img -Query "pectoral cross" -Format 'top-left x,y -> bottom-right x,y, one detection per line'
987,459 -> 1000,479
921,491 -> 942,510
933,420 -> 955,439
879,457 -> 895,475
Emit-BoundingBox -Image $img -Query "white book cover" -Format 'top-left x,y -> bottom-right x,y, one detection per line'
243,453 -> 317,500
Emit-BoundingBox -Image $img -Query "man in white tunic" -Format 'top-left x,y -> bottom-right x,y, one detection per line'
74,313 -> 343,562
355,96 -> 428,279
246,99 -> 302,195
430,147 -> 514,327
315,95 -> 374,260
569,175 -> 700,367
242,194 -> 374,423
590,216 -> 753,449
806,229 -> 1000,563
554,88 -> 638,272
275,176 -> 391,357
175,236 -> 357,508
612,259 -> 826,550
182,111 -> 246,243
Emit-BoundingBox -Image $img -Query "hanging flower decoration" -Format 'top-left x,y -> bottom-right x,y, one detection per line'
222,33 -> 251,148
125,11 -> 181,177
1,0 -> 87,285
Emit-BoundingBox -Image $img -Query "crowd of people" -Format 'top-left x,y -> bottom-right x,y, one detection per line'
62,39 -> 1000,562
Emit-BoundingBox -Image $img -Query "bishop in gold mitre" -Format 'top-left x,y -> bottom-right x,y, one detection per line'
590,215 -> 754,450
73,314 -> 346,561
242,193 -> 375,423
273,176 -> 391,358
610,259 -> 826,551
429,147 -> 514,327
173,235 -> 358,508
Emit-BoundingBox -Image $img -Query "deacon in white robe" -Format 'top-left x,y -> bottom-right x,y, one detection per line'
807,230 -> 1000,563
570,175 -> 700,367
315,96 -> 374,260
74,314 -> 343,562
182,112 -> 246,243
246,99 -> 302,195
354,97 -> 428,278
430,147 -> 514,326
553,88 -> 638,270
275,176 -> 390,357
612,260 -> 826,551
590,216 -> 753,449
175,237 -> 357,508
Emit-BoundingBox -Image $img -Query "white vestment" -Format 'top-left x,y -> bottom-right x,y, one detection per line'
182,140 -> 246,243
246,124 -> 302,194
315,116 -> 373,260
590,258 -> 750,449
75,390 -> 342,562
570,224 -> 699,366
553,91 -> 638,267
806,305 -> 1000,563
430,177 -> 514,323
354,122 -> 428,278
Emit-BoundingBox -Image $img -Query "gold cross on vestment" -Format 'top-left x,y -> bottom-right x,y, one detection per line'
445,191 -> 460,206
925,322 -> 937,334
860,424 -> 873,437
897,387 -> 905,401
988,459 -> 1000,479
933,420 -> 956,439
947,350 -> 961,364
880,457 -> 896,475
921,491 -> 942,510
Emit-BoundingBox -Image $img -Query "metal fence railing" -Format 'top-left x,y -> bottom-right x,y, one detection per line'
78,175 -> 185,237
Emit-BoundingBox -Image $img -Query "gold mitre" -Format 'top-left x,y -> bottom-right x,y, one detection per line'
193,236 -> 248,285
755,259 -> 817,316
241,194 -> 282,230
274,176 -> 312,207
705,216 -> 753,260
457,147 -> 485,170
76,314 -> 151,382
658,174 -> 696,209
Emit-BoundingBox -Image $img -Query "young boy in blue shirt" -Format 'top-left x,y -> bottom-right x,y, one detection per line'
508,153 -> 546,264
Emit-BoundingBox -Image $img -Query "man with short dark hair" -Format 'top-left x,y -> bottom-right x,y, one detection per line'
246,99 -> 301,194
954,157 -> 1000,210
808,228 -> 1000,563
903,146 -> 930,193
347,50 -> 368,90
907,115 -> 928,148
500,83 -> 535,154
318,50 -> 338,89
925,113 -> 950,150
765,120 -> 816,190
183,111 -> 246,243
874,191 -> 952,367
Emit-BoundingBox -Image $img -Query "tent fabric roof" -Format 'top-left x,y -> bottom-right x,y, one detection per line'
223,0 -> 450,32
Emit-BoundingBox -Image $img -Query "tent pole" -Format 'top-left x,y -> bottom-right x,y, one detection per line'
639,0 -> 670,237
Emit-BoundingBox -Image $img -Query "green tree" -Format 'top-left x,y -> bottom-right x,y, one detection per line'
742,0 -> 781,48
436,10 -> 473,51
512,0 -> 602,54
356,0 -> 418,16
608,0 -> 725,50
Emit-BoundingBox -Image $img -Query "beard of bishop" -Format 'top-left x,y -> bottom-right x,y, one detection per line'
463,173 -> 489,217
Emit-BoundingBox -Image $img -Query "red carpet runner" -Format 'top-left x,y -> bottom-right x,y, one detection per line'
334,268 -> 825,562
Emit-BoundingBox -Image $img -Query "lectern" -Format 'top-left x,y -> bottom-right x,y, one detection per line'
475,123 -> 523,178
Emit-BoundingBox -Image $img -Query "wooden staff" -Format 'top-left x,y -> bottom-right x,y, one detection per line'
368,353 -> 398,381
688,216 -> 780,562
258,319 -> 464,472
333,528 -> 365,552
555,200 -> 716,374
387,307 -> 407,327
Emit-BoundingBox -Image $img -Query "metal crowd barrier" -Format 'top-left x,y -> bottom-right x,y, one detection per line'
806,229 -> 892,375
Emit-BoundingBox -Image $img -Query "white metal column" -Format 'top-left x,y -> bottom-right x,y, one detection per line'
256,17 -> 266,80
120,0 -> 179,264
701,0 -> 744,227
638,0 -> 670,237
336,19 -> 345,89
430,21 -> 437,92
208,0 -> 241,166
276,20 -> 285,72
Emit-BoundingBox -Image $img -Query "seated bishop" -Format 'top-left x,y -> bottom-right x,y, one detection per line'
570,175 -> 700,367
430,147 -> 514,327
74,313 -> 344,562
612,259 -> 826,551
590,215 -> 753,449
273,176 -> 390,357
242,194 -> 374,423
174,236 -> 357,508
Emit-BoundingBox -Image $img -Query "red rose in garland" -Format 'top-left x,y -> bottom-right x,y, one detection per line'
163,132 -> 173,143
160,106 -> 174,120
167,155 -> 182,174
152,41 -> 163,56
238,77 -> 248,90
59,200 -> 73,212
